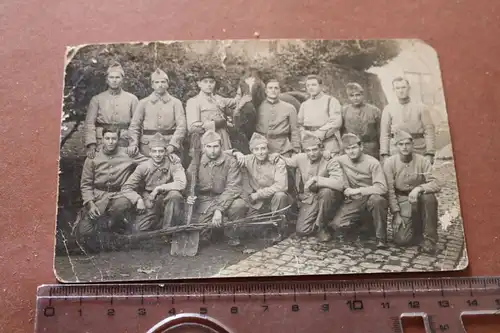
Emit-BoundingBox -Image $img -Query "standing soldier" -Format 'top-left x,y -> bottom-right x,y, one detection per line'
341,83 -> 382,159
280,132 -> 344,241
256,79 -> 301,156
383,130 -> 440,254
380,77 -> 436,164
298,75 -> 343,157
128,68 -> 187,158
84,62 -> 139,158
185,130 -> 249,246
75,127 -> 148,252
122,133 -> 187,233
331,133 -> 389,248
186,70 -> 248,151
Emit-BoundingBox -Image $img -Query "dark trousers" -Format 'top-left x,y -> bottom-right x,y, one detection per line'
330,194 -> 388,241
296,188 -> 343,236
393,193 -> 438,246
131,191 -> 184,232
75,196 -> 132,252
194,197 -> 248,241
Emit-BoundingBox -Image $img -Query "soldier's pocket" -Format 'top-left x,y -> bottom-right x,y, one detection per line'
397,196 -> 412,218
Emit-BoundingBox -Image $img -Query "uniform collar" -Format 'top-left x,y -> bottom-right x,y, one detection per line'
311,92 -> 324,100
150,92 -> 171,104
201,153 -> 225,167
399,153 -> 414,163
199,91 -> 216,99
398,97 -> 411,105
265,98 -> 280,105
149,157 -> 170,170
107,88 -> 122,96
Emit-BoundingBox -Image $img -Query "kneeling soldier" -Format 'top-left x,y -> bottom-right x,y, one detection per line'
281,131 -> 344,241
232,132 -> 291,240
76,127 -> 148,252
383,130 -> 440,254
332,133 -> 389,248
186,130 -> 249,246
122,132 -> 186,232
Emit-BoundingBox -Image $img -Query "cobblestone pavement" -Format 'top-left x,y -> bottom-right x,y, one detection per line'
214,157 -> 467,277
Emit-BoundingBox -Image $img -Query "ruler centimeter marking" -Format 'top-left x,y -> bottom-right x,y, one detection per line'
35,277 -> 500,333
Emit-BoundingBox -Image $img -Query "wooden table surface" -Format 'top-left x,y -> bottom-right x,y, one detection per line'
1,0 -> 500,332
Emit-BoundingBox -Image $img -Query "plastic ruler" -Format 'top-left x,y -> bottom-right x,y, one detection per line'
35,276 -> 500,332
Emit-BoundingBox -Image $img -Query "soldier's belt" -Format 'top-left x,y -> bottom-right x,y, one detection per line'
304,126 -> 321,131
94,185 -> 122,192
142,129 -> 176,136
390,132 -> 425,139
95,122 -> 129,130
256,131 -> 289,139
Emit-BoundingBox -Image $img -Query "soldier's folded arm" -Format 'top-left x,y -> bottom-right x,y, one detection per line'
84,96 -> 100,147
316,159 -> 345,192
358,162 -> 388,196
382,157 -> 400,213
255,158 -> 288,200
316,97 -> 342,140
127,100 -> 147,149
80,158 -> 97,206
169,99 -> 187,149
213,158 -> 243,213
186,98 -> 215,132
120,164 -> 145,205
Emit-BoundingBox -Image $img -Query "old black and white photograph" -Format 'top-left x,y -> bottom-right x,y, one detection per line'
54,39 -> 467,282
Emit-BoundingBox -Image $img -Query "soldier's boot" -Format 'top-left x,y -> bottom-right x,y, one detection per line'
317,228 -> 332,243
376,238 -> 388,249
420,239 -> 437,255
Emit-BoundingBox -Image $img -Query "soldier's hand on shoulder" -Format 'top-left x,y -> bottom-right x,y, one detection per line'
168,153 -> 181,164
322,149 -> 332,160
250,192 -> 259,203
127,146 -> 138,157
86,144 -> 97,159
166,145 -> 175,154
233,151 -> 245,167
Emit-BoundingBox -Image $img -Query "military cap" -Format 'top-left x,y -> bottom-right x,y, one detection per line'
249,132 -> 268,150
301,131 -> 322,149
106,61 -> 125,76
201,130 -> 222,145
346,82 -> 364,94
151,68 -> 169,82
341,133 -> 361,148
148,132 -> 168,149
393,129 -> 413,143
198,69 -> 216,81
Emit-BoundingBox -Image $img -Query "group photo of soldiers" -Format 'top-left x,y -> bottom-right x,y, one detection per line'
55,40 -> 466,281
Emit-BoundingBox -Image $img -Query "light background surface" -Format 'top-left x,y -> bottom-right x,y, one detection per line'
1,1 -> 500,331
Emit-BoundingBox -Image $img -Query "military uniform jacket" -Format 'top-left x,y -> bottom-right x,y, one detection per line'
380,99 -> 436,156
186,92 -> 242,150
282,153 -> 344,204
128,92 -> 187,150
121,157 -> 187,204
382,153 -> 441,213
187,152 -> 243,213
84,89 -> 139,147
80,147 -> 148,212
335,154 -> 388,196
341,103 -> 382,143
298,92 -> 342,142
256,99 -> 301,154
